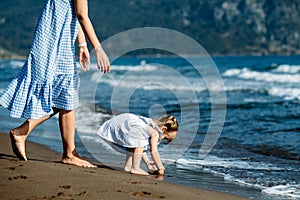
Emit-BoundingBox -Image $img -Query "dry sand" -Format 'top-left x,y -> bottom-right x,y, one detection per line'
0,132 -> 247,200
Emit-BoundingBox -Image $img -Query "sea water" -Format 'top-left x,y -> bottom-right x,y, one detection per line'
0,56 -> 299,200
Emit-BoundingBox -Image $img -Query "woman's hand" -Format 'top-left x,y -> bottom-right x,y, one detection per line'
95,45 -> 110,73
79,46 -> 90,71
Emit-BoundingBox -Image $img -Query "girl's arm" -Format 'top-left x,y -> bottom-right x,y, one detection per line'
148,126 -> 165,176
74,0 -> 110,73
142,152 -> 157,172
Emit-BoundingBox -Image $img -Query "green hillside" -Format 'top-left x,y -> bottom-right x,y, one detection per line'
0,0 -> 300,57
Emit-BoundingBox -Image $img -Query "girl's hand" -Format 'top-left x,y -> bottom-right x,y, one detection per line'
95,45 -> 110,73
158,168 -> 165,176
147,161 -> 157,173
79,46 -> 90,71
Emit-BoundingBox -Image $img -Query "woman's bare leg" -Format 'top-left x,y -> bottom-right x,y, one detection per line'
10,110 -> 59,160
59,109 -> 96,168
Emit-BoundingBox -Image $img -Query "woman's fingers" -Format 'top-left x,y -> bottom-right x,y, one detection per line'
95,45 -> 110,73
79,47 -> 90,71
99,63 -> 110,74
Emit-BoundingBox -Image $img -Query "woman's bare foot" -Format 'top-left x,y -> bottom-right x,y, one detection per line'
61,149 -> 97,168
9,130 -> 27,161
62,156 -> 97,168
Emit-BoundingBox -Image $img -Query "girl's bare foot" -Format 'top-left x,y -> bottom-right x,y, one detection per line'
130,153 -> 149,175
130,168 -> 149,176
9,130 -> 27,161
61,149 -> 97,168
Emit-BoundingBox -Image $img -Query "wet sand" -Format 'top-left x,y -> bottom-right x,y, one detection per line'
0,132 -> 247,200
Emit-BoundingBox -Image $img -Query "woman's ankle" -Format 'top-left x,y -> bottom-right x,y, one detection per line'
62,148 -> 79,159
10,129 -> 27,140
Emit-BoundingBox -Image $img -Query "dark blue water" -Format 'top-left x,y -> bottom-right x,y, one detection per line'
0,56 -> 300,199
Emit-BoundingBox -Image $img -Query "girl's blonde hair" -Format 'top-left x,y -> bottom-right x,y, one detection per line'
158,115 -> 179,132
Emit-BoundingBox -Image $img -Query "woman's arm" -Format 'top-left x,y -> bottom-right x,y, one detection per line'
74,0 -> 99,48
77,26 -> 89,71
77,25 -> 86,44
74,0 -> 110,73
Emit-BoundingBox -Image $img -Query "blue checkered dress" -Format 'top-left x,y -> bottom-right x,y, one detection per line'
0,0 -> 79,119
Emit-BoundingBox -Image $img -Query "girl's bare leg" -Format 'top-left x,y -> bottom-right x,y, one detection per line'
59,109 -> 96,168
130,147 -> 149,175
124,149 -> 133,172
10,110 -> 59,160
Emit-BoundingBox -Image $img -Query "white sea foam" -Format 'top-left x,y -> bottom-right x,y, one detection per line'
75,106 -> 111,135
95,72 -> 207,93
273,64 -> 300,74
176,156 -> 286,171
223,68 -> 243,76
77,135 -> 102,141
0,60 -> 24,69
239,71 -> 300,83
262,185 -> 300,198
9,60 -> 24,68
224,174 -> 263,189
176,157 -> 300,198
88,63 -> 158,72
112,64 -> 158,72
224,68 -> 300,83
269,87 -> 300,100
222,66 -> 300,100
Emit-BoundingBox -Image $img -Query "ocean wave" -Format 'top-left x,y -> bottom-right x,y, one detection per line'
176,156 -> 286,171
262,185 -> 300,199
223,68 -> 300,83
0,60 -> 24,69
112,64 -> 159,72
269,87 -> 300,101
224,86 -> 267,93
222,68 -> 242,76
176,157 -> 300,198
87,63 -> 159,72
272,64 -> 300,74
89,70 -> 300,101
95,75 -> 208,92
224,174 -> 263,189
225,85 -> 300,101
75,106 -> 112,134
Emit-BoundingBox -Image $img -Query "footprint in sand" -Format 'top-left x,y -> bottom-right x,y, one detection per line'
4,164 -> 23,171
132,191 -> 166,199
59,185 -> 71,189
4,167 -> 16,171
56,186 -> 87,198
8,175 -> 27,180
127,181 -> 142,184
132,191 -> 151,197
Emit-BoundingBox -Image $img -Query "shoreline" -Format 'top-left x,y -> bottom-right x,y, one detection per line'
1,53 -> 300,61
0,132 -> 247,200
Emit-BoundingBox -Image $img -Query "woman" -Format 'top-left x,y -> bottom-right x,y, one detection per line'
97,113 -> 178,176
0,0 -> 109,168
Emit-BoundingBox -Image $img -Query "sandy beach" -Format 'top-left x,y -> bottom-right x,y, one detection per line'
0,132 -> 248,200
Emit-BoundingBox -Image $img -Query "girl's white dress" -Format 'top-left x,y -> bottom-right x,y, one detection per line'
97,113 -> 161,148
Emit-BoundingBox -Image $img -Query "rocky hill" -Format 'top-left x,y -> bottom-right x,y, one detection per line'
0,0 -> 299,57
